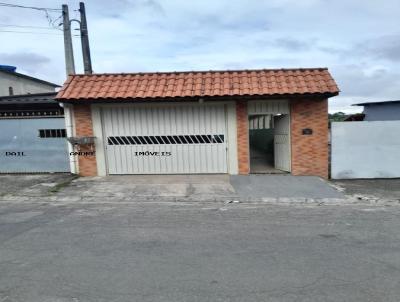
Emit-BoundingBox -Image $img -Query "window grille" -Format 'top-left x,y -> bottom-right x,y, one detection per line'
0,109 -> 63,118
107,134 -> 225,145
38,129 -> 67,138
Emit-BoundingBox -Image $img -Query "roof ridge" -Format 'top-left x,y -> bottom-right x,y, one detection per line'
56,67 -> 339,100
70,67 -> 329,77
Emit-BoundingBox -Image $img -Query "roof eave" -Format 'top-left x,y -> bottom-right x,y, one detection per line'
353,100 -> 400,106
55,92 -> 339,103
0,92 -> 57,100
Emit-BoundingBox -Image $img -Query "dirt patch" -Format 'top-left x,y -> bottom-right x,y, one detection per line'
332,179 -> 400,202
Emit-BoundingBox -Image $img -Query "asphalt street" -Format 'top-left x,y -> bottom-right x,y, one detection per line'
1,201 -> 400,302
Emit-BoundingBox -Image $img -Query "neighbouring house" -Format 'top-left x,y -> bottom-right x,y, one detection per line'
55,68 -> 339,178
0,65 -> 59,96
0,92 -> 70,173
353,100 -> 400,121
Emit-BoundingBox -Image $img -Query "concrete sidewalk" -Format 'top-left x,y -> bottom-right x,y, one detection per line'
332,178 -> 400,204
0,174 -> 347,203
0,174 -> 76,199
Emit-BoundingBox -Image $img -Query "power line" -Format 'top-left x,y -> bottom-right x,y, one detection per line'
49,14 -> 63,29
0,2 -> 63,29
0,30 -> 80,36
0,24 -> 60,30
0,2 -> 61,11
0,30 -> 62,35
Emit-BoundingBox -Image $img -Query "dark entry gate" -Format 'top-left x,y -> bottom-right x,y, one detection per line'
0,118 -> 70,173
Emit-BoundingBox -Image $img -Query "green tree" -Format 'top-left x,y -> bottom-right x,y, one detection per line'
329,112 -> 348,122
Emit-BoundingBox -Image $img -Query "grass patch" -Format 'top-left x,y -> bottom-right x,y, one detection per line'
48,175 -> 79,194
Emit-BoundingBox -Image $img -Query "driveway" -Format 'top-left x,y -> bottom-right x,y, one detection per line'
1,201 -> 400,301
231,175 -> 343,200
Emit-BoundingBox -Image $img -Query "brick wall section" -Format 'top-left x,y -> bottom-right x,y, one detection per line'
73,104 -> 98,176
236,100 -> 250,174
290,98 -> 329,178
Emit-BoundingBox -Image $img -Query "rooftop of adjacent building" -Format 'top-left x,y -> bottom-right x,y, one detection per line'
0,65 -> 60,88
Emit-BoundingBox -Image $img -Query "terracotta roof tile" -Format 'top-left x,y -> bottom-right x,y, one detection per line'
56,68 -> 339,101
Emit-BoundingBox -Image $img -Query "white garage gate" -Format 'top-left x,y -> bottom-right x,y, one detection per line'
101,104 -> 228,174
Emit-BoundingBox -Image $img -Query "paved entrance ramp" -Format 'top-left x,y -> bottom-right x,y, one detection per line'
230,175 -> 345,202
56,175 -> 237,202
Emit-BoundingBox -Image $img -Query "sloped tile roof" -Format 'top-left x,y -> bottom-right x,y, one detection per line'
56,68 -> 339,101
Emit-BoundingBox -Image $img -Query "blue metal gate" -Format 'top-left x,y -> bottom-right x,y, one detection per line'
0,118 -> 70,173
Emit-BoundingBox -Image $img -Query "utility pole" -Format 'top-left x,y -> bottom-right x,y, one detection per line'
62,4 -> 75,76
79,2 -> 93,74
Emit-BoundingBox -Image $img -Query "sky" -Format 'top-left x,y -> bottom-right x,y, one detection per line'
0,0 -> 400,113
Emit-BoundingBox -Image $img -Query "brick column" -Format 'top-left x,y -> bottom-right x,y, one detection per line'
236,100 -> 250,174
290,98 -> 329,178
73,104 -> 98,176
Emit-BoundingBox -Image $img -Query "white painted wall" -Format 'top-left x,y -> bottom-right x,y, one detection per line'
331,121 -> 400,179
248,99 -> 289,115
61,103 -> 77,174
92,105 -> 107,176
0,71 -> 56,96
226,102 -> 238,174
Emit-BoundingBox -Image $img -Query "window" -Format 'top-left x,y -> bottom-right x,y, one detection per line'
8,86 -> 13,96
38,129 -> 67,138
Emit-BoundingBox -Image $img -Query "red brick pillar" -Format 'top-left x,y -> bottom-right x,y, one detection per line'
236,100 -> 250,174
290,98 -> 329,178
73,104 -> 98,176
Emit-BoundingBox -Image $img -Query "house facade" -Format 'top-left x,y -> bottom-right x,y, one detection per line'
354,100 -> 400,121
0,65 -> 59,96
0,92 -> 70,173
56,68 -> 339,178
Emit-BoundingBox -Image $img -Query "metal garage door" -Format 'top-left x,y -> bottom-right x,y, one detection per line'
0,118 -> 70,173
102,104 -> 228,174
